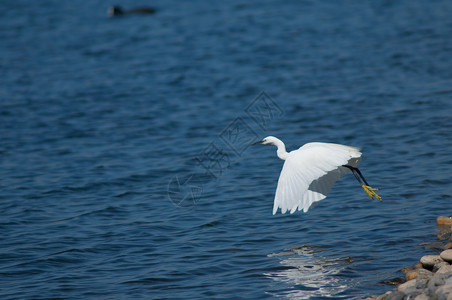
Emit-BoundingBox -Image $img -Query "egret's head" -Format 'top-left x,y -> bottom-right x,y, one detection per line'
251,136 -> 279,146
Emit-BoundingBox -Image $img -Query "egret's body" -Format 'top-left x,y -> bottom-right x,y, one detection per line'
253,136 -> 381,214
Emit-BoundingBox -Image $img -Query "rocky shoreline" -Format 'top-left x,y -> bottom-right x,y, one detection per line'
365,216 -> 452,300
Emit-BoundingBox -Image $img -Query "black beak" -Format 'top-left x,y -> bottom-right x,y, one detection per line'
251,140 -> 264,146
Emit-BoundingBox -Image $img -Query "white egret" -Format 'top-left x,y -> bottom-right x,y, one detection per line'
252,136 -> 381,214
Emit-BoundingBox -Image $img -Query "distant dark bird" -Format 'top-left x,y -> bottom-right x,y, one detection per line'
108,5 -> 156,17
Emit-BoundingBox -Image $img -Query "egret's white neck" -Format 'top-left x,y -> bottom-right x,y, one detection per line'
273,138 -> 289,160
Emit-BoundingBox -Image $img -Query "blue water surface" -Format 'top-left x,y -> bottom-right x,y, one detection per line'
1,0 -> 452,299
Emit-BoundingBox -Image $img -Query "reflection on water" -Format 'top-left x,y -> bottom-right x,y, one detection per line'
3,0 -> 452,298
266,245 -> 353,299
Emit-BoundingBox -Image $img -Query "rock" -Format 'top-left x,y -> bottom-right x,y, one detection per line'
365,291 -> 391,300
405,290 -> 423,298
398,279 -> 416,293
402,266 -> 414,274
385,277 -> 405,285
417,268 -> 434,278
434,261 -> 451,272
438,231 -> 452,241
414,293 -> 429,300
426,241 -> 446,249
443,241 -> 452,250
437,216 -> 452,226
415,274 -> 430,289
420,254 -> 444,269
435,283 -> 452,300
437,264 -> 452,274
414,262 -> 424,269
367,217 -> 452,300
385,290 -> 405,300
440,249 -> 452,263
375,291 -> 392,300
427,271 -> 452,296
406,270 -> 419,281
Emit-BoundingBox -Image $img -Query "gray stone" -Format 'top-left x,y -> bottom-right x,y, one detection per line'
414,293 -> 429,300
404,289 -> 423,298
417,268 -> 434,288
385,291 -> 405,300
398,279 -> 416,293
415,274 -> 430,289
403,286 -> 422,297
397,280 -> 423,297
440,249 -> 452,263
375,291 -> 391,300
434,261 -> 451,272
437,264 -> 452,274
420,254 -> 445,269
428,271 -> 452,296
435,283 -> 452,300
418,268 -> 434,277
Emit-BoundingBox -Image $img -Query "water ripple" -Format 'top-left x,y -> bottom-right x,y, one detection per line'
2,0 -> 452,299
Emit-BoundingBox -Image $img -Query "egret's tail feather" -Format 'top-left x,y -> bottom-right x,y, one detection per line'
361,185 -> 382,201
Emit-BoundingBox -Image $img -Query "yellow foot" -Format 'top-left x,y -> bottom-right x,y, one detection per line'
361,185 -> 382,201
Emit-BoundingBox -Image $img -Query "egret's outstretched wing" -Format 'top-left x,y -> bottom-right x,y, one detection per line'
273,143 -> 361,214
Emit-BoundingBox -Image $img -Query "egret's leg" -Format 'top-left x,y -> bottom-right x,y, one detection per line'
343,165 -> 382,201
347,166 -> 364,185
353,167 -> 370,186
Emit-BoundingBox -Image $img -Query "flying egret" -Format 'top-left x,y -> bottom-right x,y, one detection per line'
252,136 -> 381,214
